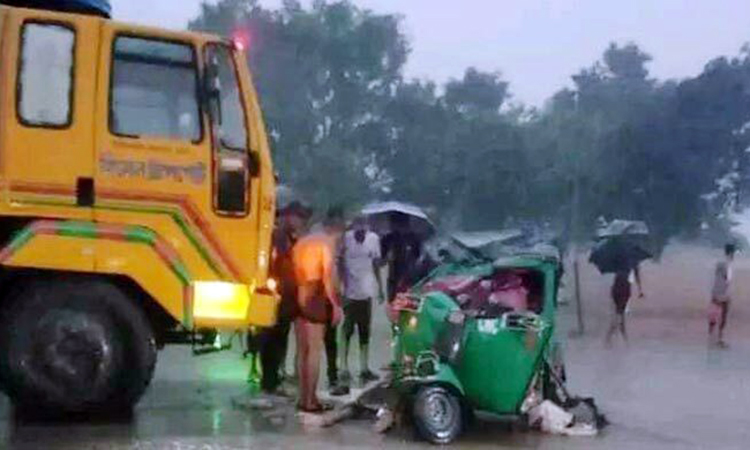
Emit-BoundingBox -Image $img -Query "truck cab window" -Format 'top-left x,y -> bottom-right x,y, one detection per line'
18,23 -> 75,127
206,45 -> 248,151
205,43 -> 251,216
110,36 -> 201,142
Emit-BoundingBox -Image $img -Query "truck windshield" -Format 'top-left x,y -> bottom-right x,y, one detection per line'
205,44 -> 248,152
110,36 -> 201,142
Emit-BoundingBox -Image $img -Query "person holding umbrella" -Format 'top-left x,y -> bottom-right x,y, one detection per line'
382,213 -> 425,302
606,265 -> 644,345
589,220 -> 651,345
361,202 -> 434,303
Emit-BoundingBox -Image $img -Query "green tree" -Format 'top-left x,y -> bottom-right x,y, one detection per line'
380,69 -> 529,230
191,1 -> 750,246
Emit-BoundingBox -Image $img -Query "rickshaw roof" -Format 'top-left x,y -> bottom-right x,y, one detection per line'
414,249 -> 560,294
492,253 -> 559,271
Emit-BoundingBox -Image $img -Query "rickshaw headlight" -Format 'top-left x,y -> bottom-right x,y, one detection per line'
408,315 -> 419,329
415,352 -> 438,377
416,359 -> 436,377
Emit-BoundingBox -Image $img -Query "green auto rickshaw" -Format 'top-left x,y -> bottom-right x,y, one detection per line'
391,249 -> 564,444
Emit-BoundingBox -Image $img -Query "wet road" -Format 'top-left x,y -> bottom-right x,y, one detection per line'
2,244 -> 750,449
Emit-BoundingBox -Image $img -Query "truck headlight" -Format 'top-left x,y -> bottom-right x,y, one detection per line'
192,281 -> 250,321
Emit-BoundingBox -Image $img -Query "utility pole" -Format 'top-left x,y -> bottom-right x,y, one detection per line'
570,156 -> 586,335
572,174 -> 584,335
570,92 -> 585,336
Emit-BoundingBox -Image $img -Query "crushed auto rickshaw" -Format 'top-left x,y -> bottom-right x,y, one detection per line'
388,241 -> 590,444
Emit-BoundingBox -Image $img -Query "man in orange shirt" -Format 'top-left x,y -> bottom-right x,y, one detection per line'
292,209 -> 345,412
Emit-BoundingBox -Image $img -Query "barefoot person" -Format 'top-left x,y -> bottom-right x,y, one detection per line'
606,265 -> 644,345
292,210 -> 345,413
709,243 -> 736,348
339,217 -> 383,385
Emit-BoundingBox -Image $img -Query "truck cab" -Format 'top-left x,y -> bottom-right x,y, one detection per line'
0,3 -> 277,414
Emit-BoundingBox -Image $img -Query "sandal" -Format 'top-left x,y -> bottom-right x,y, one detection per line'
297,401 -> 334,414
297,403 -> 322,414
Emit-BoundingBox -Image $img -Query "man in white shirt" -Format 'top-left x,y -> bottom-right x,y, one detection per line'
339,217 -> 383,383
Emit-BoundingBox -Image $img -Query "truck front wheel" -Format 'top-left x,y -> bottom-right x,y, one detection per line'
0,277 -> 157,415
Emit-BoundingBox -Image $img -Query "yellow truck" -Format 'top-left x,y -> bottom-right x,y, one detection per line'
0,3 -> 278,414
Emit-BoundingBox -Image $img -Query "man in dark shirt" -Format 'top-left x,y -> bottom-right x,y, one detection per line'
381,213 -> 423,302
260,201 -> 311,395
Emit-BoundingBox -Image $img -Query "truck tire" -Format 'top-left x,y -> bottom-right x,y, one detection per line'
412,385 -> 463,444
0,277 -> 157,414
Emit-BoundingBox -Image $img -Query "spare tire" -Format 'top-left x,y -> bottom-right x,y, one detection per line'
0,277 -> 156,414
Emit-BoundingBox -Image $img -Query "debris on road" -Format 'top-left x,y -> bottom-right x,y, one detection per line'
296,377 -> 397,429
528,400 -> 597,436
529,400 -> 574,434
374,407 -> 395,434
231,395 -> 276,411
522,383 -> 606,438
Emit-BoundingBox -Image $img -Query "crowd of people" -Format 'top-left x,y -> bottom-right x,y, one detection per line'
255,200 -> 425,413
256,199 -> 738,412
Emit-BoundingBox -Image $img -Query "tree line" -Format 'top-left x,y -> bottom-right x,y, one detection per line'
190,0 -> 750,248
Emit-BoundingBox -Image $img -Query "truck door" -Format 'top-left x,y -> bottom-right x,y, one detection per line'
93,25 -> 260,294
2,8 -> 99,222
203,42 -> 261,265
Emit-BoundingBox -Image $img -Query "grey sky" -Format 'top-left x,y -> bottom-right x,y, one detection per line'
112,0 -> 750,106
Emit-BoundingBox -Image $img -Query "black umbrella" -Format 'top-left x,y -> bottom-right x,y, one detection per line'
362,201 -> 435,238
589,236 -> 652,274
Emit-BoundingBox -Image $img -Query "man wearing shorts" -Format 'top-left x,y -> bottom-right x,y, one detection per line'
710,243 -> 736,348
292,213 -> 345,412
340,217 -> 383,384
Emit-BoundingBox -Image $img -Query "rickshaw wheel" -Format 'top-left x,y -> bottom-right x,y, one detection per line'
413,385 -> 463,444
